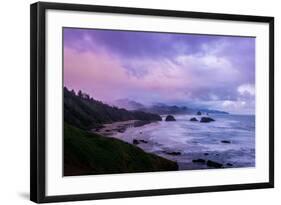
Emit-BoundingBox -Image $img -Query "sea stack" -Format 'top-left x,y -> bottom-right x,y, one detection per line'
200,117 -> 215,123
165,115 -> 176,121
190,117 -> 198,122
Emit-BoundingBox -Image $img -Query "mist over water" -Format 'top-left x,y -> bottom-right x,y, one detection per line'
110,114 -> 255,170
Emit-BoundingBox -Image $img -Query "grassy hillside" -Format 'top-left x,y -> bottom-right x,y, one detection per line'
64,87 -> 162,130
64,123 -> 178,176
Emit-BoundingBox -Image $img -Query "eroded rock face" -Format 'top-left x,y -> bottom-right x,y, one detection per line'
165,115 -> 176,121
206,160 -> 223,168
192,159 -> 206,163
190,117 -> 198,122
200,117 -> 215,123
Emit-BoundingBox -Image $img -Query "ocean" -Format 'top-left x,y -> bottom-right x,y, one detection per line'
110,114 -> 255,170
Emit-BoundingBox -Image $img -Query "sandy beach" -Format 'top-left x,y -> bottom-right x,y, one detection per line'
92,120 -> 154,136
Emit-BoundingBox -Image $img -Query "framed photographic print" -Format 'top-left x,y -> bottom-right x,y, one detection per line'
30,1 -> 274,203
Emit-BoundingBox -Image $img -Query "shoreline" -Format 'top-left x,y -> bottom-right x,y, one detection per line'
91,119 -> 182,168
91,114 -> 255,170
91,120 -> 158,136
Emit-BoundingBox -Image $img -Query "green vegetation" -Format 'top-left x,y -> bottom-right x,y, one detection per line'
63,87 -> 177,176
64,87 -> 162,130
64,123 -> 178,176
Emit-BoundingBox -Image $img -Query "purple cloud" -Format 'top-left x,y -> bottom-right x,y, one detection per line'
64,28 -> 255,114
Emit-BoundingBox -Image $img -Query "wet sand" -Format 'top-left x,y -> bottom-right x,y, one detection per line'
92,120 -> 142,136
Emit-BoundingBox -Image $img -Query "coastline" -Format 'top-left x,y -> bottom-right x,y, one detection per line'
93,114 -> 255,170
90,119 -> 182,169
91,120 -> 158,136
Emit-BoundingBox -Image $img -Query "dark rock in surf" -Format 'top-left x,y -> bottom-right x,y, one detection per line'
200,117 -> 215,123
190,117 -> 198,122
192,159 -> 206,163
117,128 -> 126,133
204,153 -> 209,156
207,160 -> 223,168
133,139 -> 148,144
139,140 -> 148,144
164,151 -> 181,156
197,111 -> 202,115
165,115 -> 176,121
221,140 -> 231,144
133,139 -> 139,145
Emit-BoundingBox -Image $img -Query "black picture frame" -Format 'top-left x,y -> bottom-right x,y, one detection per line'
30,1 -> 274,203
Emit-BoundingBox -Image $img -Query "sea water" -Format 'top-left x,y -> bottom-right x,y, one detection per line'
110,114 -> 255,170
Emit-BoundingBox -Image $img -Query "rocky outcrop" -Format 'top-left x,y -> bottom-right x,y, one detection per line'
192,159 -> 206,163
164,151 -> 181,156
192,157 -> 233,168
206,160 -> 223,168
133,139 -> 140,145
165,115 -> 176,121
139,140 -> 148,144
200,117 -> 215,123
190,117 -> 198,122
133,139 -> 148,144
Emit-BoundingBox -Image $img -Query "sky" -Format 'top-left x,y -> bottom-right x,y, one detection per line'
63,28 -> 255,114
